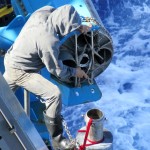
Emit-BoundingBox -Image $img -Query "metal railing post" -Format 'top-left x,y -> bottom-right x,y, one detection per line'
24,89 -> 30,117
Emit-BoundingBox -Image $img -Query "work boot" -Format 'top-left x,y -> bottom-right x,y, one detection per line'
43,112 -> 76,150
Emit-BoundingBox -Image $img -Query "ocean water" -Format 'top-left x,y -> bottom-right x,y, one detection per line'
63,0 -> 150,150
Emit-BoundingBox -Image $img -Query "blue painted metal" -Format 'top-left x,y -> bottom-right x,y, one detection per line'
56,80 -> 102,106
41,67 -> 101,106
0,15 -> 30,50
11,0 -> 92,17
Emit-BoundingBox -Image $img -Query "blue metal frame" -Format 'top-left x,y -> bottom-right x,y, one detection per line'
11,0 -> 92,17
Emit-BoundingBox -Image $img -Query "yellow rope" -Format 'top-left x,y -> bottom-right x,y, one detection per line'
0,6 -> 13,18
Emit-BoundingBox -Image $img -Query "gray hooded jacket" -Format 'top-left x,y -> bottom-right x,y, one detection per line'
5,5 -> 81,80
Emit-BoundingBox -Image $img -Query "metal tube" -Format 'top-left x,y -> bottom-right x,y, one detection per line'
91,31 -> 94,68
90,31 -> 94,84
24,89 -> 30,117
85,109 -> 105,141
75,34 -> 79,87
76,108 -> 113,150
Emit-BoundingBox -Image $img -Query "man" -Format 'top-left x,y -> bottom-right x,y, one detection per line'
3,5 -> 91,149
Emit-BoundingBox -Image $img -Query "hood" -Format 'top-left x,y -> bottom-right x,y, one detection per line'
49,5 -> 81,37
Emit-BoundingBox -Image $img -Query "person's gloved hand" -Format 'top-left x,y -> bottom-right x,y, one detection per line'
75,67 -> 88,79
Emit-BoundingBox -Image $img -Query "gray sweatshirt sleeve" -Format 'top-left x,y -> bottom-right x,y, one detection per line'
39,34 -> 76,80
